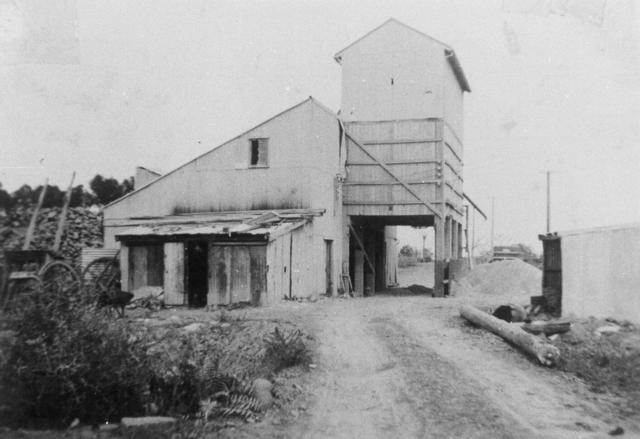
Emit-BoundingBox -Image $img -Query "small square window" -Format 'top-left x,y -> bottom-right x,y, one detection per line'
249,138 -> 268,167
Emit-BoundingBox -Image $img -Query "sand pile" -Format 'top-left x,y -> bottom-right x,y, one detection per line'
455,259 -> 541,299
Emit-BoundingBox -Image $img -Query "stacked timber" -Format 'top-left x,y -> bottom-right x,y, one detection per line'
0,206 -> 103,267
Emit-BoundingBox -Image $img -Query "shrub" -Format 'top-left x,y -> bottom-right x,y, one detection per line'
263,327 -> 310,372
398,254 -> 418,268
3,283 -> 149,426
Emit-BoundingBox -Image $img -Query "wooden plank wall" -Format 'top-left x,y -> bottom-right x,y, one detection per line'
208,244 -> 266,305
164,242 -> 184,305
344,119 -> 444,217
266,234 -> 291,303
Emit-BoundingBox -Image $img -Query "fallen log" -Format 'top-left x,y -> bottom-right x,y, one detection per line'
460,304 -> 560,367
521,321 -> 571,336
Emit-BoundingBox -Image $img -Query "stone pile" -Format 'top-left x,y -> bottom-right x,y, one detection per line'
0,206 -> 103,267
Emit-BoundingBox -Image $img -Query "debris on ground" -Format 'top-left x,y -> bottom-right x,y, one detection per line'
492,303 -> 527,322
609,426 -> 625,436
377,284 -> 433,296
130,293 -> 164,311
549,316 -> 640,416
407,284 -> 433,295
595,325 -> 621,336
521,320 -> 572,336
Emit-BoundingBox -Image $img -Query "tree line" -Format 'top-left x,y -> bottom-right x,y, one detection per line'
0,175 -> 134,209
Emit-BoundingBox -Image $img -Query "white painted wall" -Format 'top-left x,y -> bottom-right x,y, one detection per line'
105,97 -> 345,302
105,98 -> 339,220
561,224 -> 640,323
443,61 -> 464,140
339,20 -> 447,122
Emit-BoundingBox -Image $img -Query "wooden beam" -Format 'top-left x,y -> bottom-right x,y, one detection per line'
347,159 -> 440,166
53,172 -> 75,252
444,141 -> 463,164
460,305 -> 560,367
361,138 -> 441,145
445,182 -> 464,200
23,178 -> 48,250
343,201 -> 425,205
445,161 -> 464,182
343,180 -> 439,186
345,131 -> 442,219
443,121 -> 464,151
348,224 -> 375,275
463,193 -> 488,220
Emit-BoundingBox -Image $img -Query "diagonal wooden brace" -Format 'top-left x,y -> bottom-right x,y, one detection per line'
344,131 -> 442,219
348,223 -> 376,275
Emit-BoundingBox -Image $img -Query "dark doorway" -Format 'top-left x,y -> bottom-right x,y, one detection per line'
186,240 -> 208,307
325,239 -> 333,295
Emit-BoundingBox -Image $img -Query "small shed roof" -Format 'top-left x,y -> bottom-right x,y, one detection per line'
114,209 -> 323,242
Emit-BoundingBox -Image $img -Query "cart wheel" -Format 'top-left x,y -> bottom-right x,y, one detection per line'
82,257 -> 121,306
2,275 -> 42,314
39,261 -> 82,297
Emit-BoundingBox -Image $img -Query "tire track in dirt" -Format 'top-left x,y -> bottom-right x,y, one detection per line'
301,305 -> 423,438
371,316 -> 536,439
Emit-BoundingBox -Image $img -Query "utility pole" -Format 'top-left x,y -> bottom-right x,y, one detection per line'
490,197 -> 495,256
546,171 -> 551,233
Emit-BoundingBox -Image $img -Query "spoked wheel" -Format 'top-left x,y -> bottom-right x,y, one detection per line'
39,261 -> 82,295
82,257 -> 121,308
38,261 -> 82,311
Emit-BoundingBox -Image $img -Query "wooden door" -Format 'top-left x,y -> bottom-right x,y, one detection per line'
325,240 -> 333,295
163,242 -> 184,305
208,245 -> 266,305
128,243 -> 164,292
230,246 -> 250,303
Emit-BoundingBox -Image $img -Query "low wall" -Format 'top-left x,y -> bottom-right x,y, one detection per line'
561,224 -> 640,323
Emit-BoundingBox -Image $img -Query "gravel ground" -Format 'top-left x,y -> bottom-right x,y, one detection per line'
2,263 -> 637,438
210,297 -> 637,438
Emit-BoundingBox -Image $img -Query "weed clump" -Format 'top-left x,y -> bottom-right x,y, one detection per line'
263,327 -> 311,372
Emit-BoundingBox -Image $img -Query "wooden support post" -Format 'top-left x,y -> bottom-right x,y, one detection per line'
465,205 -> 472,269
457,222 -> 463,260
434,219 -> 445,297
444,216 -> 452,259
53,172 -> 75,253
434,135 -> 446,297
354,250 -> 364,297
23,178 -> 48,250
450,218 -> 458,259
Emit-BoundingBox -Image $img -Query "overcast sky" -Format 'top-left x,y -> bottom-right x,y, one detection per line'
1,0 -> 638,252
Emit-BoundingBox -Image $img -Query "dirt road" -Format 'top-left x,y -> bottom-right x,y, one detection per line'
280,295 -> 634,439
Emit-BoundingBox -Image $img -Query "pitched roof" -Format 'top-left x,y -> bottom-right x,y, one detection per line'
334,18 -> 470,92
105,97 -> 338,209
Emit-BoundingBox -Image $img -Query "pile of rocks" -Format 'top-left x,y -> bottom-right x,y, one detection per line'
0,206 -> 103,267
